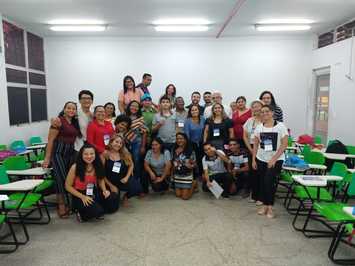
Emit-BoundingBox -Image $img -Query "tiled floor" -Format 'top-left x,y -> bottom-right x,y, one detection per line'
0,190 -> 352,266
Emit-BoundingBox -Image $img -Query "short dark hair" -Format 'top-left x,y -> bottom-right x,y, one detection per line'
114,114 -> 132,128
159,95 -> 171,104
203,142 -> 213,148
78,90 -> 94,101
261,104 -> 275,112
143,73 -> 152,79
203,91 -> 212,96
192,91 -> 201,96
93,105 -> 105,116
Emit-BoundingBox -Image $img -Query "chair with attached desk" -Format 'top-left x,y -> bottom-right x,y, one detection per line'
29,136 -> 43,146
311,173 -> 355,265
0,195 -> 18,253
0,166 -> 47,244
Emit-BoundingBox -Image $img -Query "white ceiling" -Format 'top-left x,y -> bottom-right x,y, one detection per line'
0,0 -> 355,37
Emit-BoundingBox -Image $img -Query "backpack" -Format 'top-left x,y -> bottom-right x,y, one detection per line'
325,140 -> 353,170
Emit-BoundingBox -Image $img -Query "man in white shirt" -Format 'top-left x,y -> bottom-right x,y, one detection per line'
203,91 -> 232,119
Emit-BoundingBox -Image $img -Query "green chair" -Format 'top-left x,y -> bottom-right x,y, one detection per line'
9,140 -> 26,151
304,151 -> 326,165
3,156 -> 54,194
314,135 -> 323,145
301,144 -> 311,156
2,156 -> 31,171
29,136 -> 43,146
346,145 -> 355,155
0,144 -> 7,151
0,213 -> 18,253
327,139 -> 337,148
288,136 -> 293,147
312,173 -> 355,264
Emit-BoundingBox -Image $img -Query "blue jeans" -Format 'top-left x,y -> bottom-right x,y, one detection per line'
130,138 -> 143,184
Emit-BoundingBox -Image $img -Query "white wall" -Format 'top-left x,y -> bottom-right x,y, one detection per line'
0,15 -> 49,146
312,37 -> 355,144
45,36 -> 313,137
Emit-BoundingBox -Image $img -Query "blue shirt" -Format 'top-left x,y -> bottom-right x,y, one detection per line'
184,117 -> 205,144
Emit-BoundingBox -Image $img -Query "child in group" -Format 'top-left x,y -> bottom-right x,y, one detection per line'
228,139 -> 249,197
202,142 -> 233,198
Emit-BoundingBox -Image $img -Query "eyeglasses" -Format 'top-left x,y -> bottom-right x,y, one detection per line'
80,97 -> 92,101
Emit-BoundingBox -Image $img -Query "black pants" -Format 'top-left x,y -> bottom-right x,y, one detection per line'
234,172 -> 248,191
72,191 -> 119,221
151,179 -> 169,192
256,159 -> 283,205
192,142 -> 203,179
202,173 -> 233,197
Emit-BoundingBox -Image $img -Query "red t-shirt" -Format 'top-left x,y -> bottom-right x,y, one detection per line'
232,109 -> 252,140
87,120 -> 114,153
74,175 -> 97,191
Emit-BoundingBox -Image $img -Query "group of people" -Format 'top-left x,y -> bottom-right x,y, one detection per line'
42,73 -> 288,222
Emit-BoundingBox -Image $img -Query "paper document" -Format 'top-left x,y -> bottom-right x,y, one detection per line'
208,180 -> 224,199
0,195 -> 9,201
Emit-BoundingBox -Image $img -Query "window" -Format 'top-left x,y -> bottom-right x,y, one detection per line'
2,20 -> 47,125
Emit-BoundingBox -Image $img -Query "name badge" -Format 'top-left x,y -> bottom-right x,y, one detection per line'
86,183 -> 94,196
178,121 -> 184,128
104,134 -> 110,145
213,128 -> 220,137
250,133 -> 255,141
112,161 -> 121,173
264,139 -> 273,151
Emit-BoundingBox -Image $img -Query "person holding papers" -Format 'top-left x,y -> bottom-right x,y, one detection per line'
202,142 -> 233,198
252,105 -> 288,218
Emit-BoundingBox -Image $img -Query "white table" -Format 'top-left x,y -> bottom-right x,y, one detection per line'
348,168 -> 355,174
0,180 -> 43,191
26,144 -> 46,150
308,164 -> 327,170
343,207 -> 355,218
322,153 -> 347,161
292,175 -> 327,187
6,167 -> 50,176
16,150 -> 32,156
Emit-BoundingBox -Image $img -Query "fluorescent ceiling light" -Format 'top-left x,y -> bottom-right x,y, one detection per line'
255,24 -> 311,32
153,18 -> 210,25
259,18 -> 314,24
155,25 -> 209,32
50,25 -> 106,32
48,19 -> 105,25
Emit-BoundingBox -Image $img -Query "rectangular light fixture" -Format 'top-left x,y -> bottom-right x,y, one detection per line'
50,25 -> 106,32
48,19 -> 105,25
153,18 -> 210,25
259,18 -> 314,24
155,25 -> 209,32
255,24 -> 311,32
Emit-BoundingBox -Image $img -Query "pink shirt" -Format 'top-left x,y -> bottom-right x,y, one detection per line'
118,88 -> 144,106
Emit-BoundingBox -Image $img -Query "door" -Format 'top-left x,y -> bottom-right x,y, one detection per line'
313,71 -> 330,144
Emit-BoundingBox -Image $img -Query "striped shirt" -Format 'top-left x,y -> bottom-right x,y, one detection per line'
273,105 -> 284,122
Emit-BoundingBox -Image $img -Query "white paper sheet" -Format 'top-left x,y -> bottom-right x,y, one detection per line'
208,180 -> 224,199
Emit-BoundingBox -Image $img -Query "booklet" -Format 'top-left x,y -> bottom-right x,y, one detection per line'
208,180 -> 224,199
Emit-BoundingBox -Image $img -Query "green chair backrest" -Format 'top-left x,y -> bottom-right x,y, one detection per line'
0,144 -> 7,151
304,151 -> 325,165
314,135 -> 322,145
346,145 -> 355,155
3,156 -> 29,171
329,162 -> 348,178
302,145 -> 311,156
29,136 -> 43,145
0,165 -> 10,185
347,173 -> 355,197
36,150 -> 45,161
287,137 -> 293,147
327,139 -> 337,148
10,140 -> 26,151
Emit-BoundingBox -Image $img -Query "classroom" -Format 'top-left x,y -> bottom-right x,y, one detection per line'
0,1 -> 355,265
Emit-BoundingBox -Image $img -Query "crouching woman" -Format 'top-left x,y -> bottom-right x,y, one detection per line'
65,144 -> 119,222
